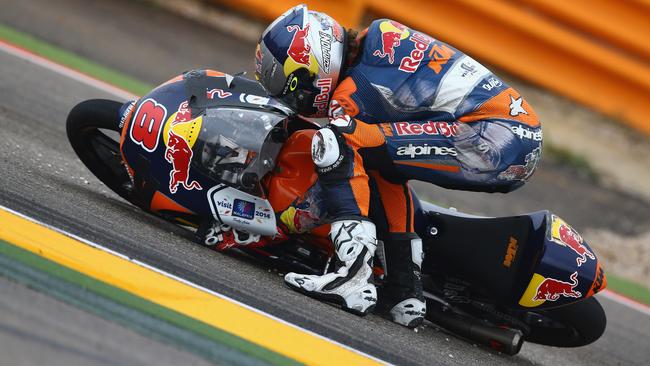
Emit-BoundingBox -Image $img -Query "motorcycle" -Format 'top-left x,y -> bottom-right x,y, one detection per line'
66,69 -> 607,355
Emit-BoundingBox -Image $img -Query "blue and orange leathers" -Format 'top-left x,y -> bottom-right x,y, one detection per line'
320,19 -> 542,233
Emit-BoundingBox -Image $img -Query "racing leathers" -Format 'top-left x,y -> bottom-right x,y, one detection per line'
284,19 -> 542,327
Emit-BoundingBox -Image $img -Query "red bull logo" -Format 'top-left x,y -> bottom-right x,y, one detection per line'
551,215 -> 595,267
164,101 -> 203,194
174,101 -> 192,122
533,272 -> 582,301
373,20 -> 409,64
286,24 -> 311,66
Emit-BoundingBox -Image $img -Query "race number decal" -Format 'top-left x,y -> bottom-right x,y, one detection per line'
129,98 -> 167,152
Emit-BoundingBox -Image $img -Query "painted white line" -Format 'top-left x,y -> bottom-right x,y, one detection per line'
599,289 -> 650,317
0,40 -> 138,101
0,204 -> 390,365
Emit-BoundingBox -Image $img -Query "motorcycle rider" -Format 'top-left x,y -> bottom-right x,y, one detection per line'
251,5 -> 542,327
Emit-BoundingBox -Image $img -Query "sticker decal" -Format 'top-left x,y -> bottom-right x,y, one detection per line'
207,185 -> 277,236
373,20 -> 410,64
163,101 -> 203,194
129,98 -> 167,152
533,272 -> 581,301
509,95 -> 528,116
550,215 -> 595,266
286,24 -> 311,66
399,32 -> 434,73
207,88 -> 232,99
119,100 -> 136,129
233,199 -> 255,220
497,146 -> 541,181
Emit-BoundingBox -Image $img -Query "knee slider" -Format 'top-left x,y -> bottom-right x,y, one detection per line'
311,128 -> 342,170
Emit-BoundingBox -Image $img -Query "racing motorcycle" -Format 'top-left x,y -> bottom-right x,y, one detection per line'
66,70 -> 607,355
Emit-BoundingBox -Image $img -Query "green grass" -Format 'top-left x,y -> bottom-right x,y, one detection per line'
543,142 -> 600,182
605,274 -> 650,306
0,23 -> 152,95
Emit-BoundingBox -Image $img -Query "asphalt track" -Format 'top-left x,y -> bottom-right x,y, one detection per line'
0,276 -> 215,366
0,0 -> 649,365
1,27 -> 649,366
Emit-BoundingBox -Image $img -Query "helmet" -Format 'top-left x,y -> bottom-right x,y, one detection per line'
255,5 -> 346,118
119,70 -> 293,235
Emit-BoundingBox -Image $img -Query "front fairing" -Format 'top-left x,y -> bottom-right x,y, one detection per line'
516,213 -> 606,310
119,70 -> 291,230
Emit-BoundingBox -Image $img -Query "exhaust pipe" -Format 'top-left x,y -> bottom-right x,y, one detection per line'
426,306 -> 524,355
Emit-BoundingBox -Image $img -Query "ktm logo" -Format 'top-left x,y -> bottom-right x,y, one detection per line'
502,236 -> 518,268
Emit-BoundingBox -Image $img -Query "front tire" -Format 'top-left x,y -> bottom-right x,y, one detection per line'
66,99 -> 140,207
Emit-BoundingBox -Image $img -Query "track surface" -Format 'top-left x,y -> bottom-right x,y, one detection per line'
0,0 -> 649,365
0,277 -> 213,366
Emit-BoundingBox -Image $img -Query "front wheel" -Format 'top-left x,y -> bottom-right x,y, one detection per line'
519,297 -> 606,347
66,99 -> 141,207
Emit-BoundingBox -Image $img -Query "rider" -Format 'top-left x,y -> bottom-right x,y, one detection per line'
253,5 -> 542,327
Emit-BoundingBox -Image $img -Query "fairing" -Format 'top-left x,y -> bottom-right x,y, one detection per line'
119,70 -> 291,233
517,214 -> 606,309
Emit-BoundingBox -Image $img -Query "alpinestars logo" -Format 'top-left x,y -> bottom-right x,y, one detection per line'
509,95 -> 528,116
396,144 -> 457,158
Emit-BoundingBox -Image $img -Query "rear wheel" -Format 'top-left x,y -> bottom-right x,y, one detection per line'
519,297 -> 606,347
66,99 -> 141,207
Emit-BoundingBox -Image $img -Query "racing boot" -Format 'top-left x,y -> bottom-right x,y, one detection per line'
284,219 -> 378,315
377,233 -> 426,328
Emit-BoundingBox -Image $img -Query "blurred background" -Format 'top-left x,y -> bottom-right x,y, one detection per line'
1,0 -> 649,293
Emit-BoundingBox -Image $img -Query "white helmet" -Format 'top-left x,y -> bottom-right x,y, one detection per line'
255,5 -> 347,117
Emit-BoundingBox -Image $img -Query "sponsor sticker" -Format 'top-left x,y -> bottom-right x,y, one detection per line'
233,198 -> 255,220
318,31 -> 332,73
502,236 -> 518,268
396,143 -> 457,158
481,77 -> 503,91
511,125 -> 542,141
207,185 -> 277,235
497,146 -> 541,181
207,88 -> 232,99
509,95 -> 528,116
286,24 -> 311,66
399,32 -> 434,73
312,78 -> 332,114
394,121 -> 459,137
533,272 -> 581,301
373,20 -> 410,64
239,94 -> 270,106
550,215 -> 595,267
118,101 -> 136,129
164,101 -> 203,194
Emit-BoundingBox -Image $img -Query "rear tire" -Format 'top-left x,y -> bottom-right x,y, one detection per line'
521,297 -> 606,347
66,99 -> 141,207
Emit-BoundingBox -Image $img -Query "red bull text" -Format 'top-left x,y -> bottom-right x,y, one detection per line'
399,33 -> 434,73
